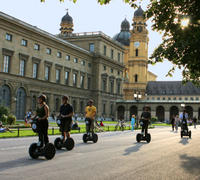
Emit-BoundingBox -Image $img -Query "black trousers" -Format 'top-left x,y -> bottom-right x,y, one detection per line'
38,120 -> 49,146
142,120 -> 149,136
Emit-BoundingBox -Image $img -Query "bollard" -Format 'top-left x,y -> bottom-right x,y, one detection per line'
52,127 -> 54,135
17,128 -> 20,137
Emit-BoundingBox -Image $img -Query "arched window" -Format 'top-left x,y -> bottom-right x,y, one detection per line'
55,98 -> 60,112
32,95 -> 37,111
135,74 -> 138,82
135,49 -> 138,56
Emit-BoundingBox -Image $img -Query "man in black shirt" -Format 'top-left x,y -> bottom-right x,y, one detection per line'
140,106 -> 151,137
59,95 -> 73,142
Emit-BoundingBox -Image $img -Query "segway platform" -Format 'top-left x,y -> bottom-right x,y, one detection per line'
136,133 -> 151,143
54,137 -> 75,151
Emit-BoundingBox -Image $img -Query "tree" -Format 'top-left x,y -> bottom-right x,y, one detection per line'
40,0 -> 200,84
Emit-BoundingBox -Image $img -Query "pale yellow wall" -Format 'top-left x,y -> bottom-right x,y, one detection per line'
147,71 -> 157,81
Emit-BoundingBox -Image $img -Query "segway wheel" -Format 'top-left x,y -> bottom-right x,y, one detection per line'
146,133 -> 151,143
180,131 -> 183,138
83,134 -> 88,143
44,143 -> 56,160
136,134 -> 141,143
93,133 -> 98,143
54,137 -> 62,150
65,138 -> 75,151
29,143 -> 39,159
189,131 -> 191,138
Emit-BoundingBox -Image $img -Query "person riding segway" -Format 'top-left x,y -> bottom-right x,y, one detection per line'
136,106 -> 151,143
54,95 -> 75,151
29,94 -> 55,160
83,99 -> 98,143
180,109 -> 191,138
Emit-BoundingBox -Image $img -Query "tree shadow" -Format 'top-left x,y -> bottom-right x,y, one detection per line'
179,138 -> 189,145
0,156 -> 46,172
123,142 -> 146,156
180,154 -> 200,176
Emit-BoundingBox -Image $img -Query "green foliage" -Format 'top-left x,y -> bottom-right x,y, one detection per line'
7,114 -> 16,125
0,114 -> 8,124
151,116 -> 158,123
145,0 -> 200,84
0,106 -> 9,119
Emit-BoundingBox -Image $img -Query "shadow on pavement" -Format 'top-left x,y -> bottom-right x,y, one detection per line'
179,138 -> 189,145
0,157 -> 46,172
180,154 -> 200,176
123,142 -> 146,156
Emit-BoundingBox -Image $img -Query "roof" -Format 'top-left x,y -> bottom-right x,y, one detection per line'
134,6 -> 144,17
146,81 -> 200,95
0,11 -> 90,55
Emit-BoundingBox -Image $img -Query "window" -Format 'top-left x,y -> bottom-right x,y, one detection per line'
3,55 -> 10,73
45,66 -> 50,81
190,97 -> 194,100
34,44 -> 40,51
157,97 -> 160,100
103,65 -> 106,71
56,69 -> 60,83
152,97 -> 155,100
168,97 -> 171,100
110,81 -> 114,94
135,74 -> 138,82
103,103 -> 106,114
136,49 -> 138,56
33,63 -> 38,78
179,97 -> 182,100
73,73 -> 77,86
21,39 -> 27,46
111,49 -> 114,59
57,52 -> 62,58
65,71 -> 69,85
104,45 -> 107,55
89,43 -> 94,52
163,97 -> 166,100
117,82 -> 120,94
88,63 -> 91,68
80,75 -> 85,88
102,79 -> 106,92
74,58 -> 78,63
110,104 -> 113,115
81,60 -> 85,66
87,77 -> 91,90
46,48 -> 51,55
19,60 -> 25,76
118,71 -> 120,75
110,68 -> 113,73
196,97 -> 199,100
173,97 -> 176,100
118,53 -> 120,62
66,55 -> 70,61
6,33 -> 12,41
185,97 -> 188,100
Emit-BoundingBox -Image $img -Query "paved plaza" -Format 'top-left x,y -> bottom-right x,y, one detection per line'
0,126 -> 200,180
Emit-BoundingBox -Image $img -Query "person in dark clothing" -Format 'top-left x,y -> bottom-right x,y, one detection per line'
180,109 -> 189,132
140,106 -> 151,137
171,115 -> 175,131
32,94 -> 49,147
193,116 -> 197,128
58,95 -> 73,142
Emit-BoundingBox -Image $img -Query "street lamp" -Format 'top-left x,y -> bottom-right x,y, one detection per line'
134,92 -> 142,128
181,104 -> 185,108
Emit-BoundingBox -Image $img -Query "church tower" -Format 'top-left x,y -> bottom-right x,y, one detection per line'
123,6 -> 149,100
60,10 -> 74,36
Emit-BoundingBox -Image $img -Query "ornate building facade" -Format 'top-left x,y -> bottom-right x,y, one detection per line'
0,11 -> 124,119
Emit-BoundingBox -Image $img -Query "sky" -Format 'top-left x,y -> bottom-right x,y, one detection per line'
0,0 -> 183,81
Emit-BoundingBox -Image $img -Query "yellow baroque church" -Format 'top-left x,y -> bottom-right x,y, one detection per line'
113,6 -> 157,100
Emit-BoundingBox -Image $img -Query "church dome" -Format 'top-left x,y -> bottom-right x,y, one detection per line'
134,6 -> 144,17
113,18 -> 131,46
61,12 -> 73,24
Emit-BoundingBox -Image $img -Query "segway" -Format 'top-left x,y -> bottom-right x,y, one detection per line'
136,120 -> 151,143
180,120 -> 191,138
83,118 -> 98,143
29,118 -> 56,160
54,117 -> 75,151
